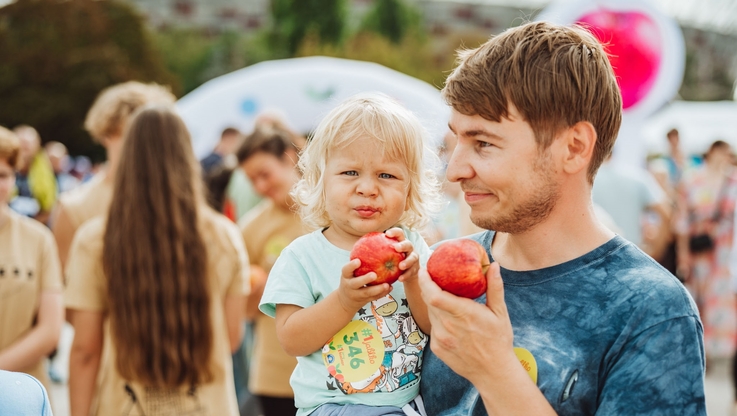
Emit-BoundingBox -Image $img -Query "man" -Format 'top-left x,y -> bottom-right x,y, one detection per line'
200,127 -> 242,177
10,126 -> 56,224
593,155 -> 671,258
418,21 -> 705,415
0,126 -> 63,397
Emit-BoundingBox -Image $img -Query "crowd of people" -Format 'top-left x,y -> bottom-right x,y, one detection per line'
0,21 -> 714,416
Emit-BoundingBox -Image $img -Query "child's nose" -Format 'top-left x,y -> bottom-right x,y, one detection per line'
356,176 -> 379,196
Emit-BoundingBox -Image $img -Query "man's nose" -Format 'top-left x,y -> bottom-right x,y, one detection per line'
445,144 -> 474,183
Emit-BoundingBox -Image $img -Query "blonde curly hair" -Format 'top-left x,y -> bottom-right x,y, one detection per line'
84,81 -> 176,142
292,92 -> 441,231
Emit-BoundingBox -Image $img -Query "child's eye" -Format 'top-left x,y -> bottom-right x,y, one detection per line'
379,173 -> 396,179
342,171 -> 358,176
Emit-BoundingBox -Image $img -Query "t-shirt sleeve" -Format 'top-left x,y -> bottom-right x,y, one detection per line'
259,246 -> 316,318
596,316 -> 706,415
408,229 -> 432,267
38,229 -> 63,292
64,226 -> 107,312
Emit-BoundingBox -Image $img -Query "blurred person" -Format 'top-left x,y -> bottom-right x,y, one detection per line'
70,156 -> 92,183
65,106 -> 249,416
51,81 -> 176,272
200,127 -> 242,177
677,139 -> 737,362
663,128 -> 686,189
45,141 -> 79,194
592,154 -> 671,257
10,125 -> 57,223
648,157 -> 679,274
225,110 -> 308,221
236,126 -> 307,416
0,370 -> 53,416
0,126 -> 64,397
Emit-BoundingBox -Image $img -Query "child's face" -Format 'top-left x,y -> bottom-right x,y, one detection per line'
0,159 -> 14,204
323,136 -> 410,245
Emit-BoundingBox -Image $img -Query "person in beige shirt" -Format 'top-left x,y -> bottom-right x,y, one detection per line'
237,125 -> 307,416
65,106 -> 249,416
0,126 -> 64,393
51,81 -> 176,272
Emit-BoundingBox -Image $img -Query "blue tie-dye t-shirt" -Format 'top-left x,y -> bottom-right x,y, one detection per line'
420,232 -> 706,416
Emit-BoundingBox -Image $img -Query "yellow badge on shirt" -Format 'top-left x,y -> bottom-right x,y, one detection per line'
322,320 -> 385,383
515,347 -> 538,384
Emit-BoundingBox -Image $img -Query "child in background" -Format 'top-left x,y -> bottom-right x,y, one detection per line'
259,93 -> 441,416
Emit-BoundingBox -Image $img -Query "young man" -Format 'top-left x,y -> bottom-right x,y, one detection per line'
418,21 -> 705,415
0,126 -> 63,394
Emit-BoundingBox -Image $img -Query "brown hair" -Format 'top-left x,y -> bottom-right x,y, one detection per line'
0,126 -> 20,169
442,21 -> 622,183
85,81 -> 176,143
236,125 -> 299,164
103,105 -> 214,388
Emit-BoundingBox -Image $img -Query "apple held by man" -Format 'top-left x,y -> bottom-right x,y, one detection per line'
427,239 -> 490,299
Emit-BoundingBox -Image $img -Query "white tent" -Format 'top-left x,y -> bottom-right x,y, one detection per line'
642,100 -> 737,155
176,56 -> 450,159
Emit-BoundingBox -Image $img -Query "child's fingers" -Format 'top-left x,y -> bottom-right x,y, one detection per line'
364,283 -> 392,300
347,271 -> 377,288
393,240 -> 414,254
399,251 -> 419,271
385,227 -> 406,241
341,258 -> 362,279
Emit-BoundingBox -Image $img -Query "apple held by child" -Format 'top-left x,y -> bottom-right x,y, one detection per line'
350,232 -> 406,286
427,239 -> 490,299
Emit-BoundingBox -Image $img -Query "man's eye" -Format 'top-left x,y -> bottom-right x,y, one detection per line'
342,171 -> 358,176
379,173 -> 396,179
477,141 -> 493,148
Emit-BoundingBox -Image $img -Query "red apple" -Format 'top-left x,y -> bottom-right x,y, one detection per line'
350,232 -> 406,286
427,239 -> 490,299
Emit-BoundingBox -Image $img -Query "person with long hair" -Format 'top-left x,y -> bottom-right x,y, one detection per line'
236,125 -> 307,415
65,106 -> 248,416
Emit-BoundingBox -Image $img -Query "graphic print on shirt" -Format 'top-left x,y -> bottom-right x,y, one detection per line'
0,260 -> 36,301
322,294 -> 427,395
121,384 -> 206,416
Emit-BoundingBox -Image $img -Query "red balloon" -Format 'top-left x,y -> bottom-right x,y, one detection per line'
578,10 -> 662,109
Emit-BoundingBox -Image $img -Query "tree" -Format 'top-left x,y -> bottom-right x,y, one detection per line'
0,0 -> 178,159
361,0 -> 422,44
270,0 -> 347,54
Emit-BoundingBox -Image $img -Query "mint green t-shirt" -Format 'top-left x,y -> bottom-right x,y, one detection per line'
260,228 -> 431,416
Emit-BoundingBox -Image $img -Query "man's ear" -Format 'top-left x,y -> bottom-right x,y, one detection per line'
559,121 -> 597,176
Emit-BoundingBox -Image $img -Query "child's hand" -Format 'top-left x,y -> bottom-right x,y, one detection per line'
385,228 -> 420,284
337,259 -> 393,314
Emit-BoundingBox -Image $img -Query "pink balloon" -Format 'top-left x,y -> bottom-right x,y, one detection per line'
578,10 -> 662,109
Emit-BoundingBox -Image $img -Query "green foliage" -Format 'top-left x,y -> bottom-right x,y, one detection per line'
153,29 -> 289,96
361,0 -> 422,44
270,0 -> 347,54
0,0 -> 177,160
297,30 -> 451,88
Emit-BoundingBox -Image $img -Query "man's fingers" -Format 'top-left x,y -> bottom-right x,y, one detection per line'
485,262 -> 507,316
418,268 -> 465,313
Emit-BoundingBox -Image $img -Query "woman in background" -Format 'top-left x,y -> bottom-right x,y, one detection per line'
677,140 -> 737,364
65,106 -> 249,416
237,125 -> 306,416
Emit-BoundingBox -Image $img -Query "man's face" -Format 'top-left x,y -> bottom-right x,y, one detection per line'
446,106 -> 560,234
0,159 -> 15,204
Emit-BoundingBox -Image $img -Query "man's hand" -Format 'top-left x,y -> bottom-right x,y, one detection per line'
418,262 -> 516,383
419,262 -> 557,415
